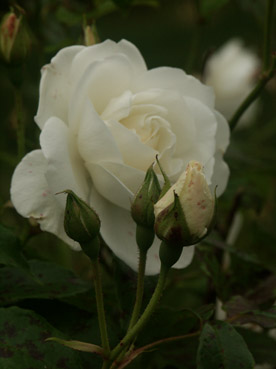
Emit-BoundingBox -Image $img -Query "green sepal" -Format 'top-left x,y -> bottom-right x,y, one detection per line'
80,236 -> 100,261
62,189 -> 100,244
131,164 -> 161,228
159,241 -> 183,269
155,155 -> 171,198
155,191 -> 196,246
136,224 -> 155,253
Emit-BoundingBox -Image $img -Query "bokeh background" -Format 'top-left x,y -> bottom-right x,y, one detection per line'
0,1 -> 276,368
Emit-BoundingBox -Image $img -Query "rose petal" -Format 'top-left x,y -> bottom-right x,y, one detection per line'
87,162 -> 136,210
10,150 -> 80,250
106,119 -> 158,171
69,54 -> 134,129
214,111 -> 230,152
132,67 -> 215,108
40,117 -> 89,207
35,46 -> 84,129
77,100 -> 122,164
101,90 -> 132,121
70,39 -> 146,87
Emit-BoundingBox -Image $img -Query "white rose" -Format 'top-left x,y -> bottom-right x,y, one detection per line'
204,39 -> 260,124
10,39 -> 230,275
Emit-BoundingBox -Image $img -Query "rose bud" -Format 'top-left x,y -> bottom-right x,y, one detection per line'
63,190 -> 101,260
131,164 -> 161,252
154,161 -> 216,247
0,10 -> 31,65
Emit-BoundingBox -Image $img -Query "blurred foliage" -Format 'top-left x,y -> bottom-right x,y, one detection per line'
0,0 -> 276,368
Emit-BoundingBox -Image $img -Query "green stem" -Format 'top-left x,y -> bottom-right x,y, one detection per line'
109,250 -> 147,369
128,249 -> 147,330
91,259 -> 110,356
263,0 -> 274,72
229,56 -> 276,132
14,88 -> 25,160
107,263 -> 169,367
229,0 -> 275,131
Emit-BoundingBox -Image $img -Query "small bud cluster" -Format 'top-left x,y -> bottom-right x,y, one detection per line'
63,160 -> 216,269
130,159 -> 216,268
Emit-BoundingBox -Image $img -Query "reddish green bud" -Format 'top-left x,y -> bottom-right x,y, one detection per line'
131,164 -> 161,228
63,190 -> 101,259
0,10 -> 31,65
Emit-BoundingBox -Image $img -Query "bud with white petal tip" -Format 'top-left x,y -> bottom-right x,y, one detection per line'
154,161 -> 216,247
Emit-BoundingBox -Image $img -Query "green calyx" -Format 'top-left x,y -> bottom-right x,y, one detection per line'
155,155 -> 171,199
136,224 -> 155,253
159,241 -> 183,269
63,190 -> 101,255
131,164 -> 161,228
155,192 -> 194,246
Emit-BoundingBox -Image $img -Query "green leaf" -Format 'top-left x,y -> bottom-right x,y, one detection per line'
0,306 -> 83,368
0,224 -> 29,270
199,0 -> 230,17
0,260 -> 91,305
197,321 -> 255,369
237,328 -> 276,366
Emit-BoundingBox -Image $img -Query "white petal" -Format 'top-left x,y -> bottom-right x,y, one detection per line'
69,54 -> 134,126
117,39 -> 147,75
101,90 -> 132,121
177,97 -> 217,184
132,67 -> 215,108
35,46 -> 84,129
214,111 -> 230,152
210,111 -> 230,195
40,117 -> 89,206
106,119 -> 158,171
89,187 -> 193,275
210,151 -> 230,196
10,150 -> 80,250
70,39 -> 147,87
77,101 -> 122,164
172,245 -> 195,269
87,162 -> 135,210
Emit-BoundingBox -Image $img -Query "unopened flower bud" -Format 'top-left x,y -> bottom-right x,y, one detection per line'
131,164 -> 161,252
83,23 -> 99,46
0,11 -> 31,65
131,164 -> 161,228
63,190 -> 101,259
154,161 -> 215,246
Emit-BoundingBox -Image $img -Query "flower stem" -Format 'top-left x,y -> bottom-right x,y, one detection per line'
107,263 -> 169,367
263,0 -> 274,72
229,0 -> 275,131
91,259 -> 110,356
229,55 -> 276,132
14,88 -> 25,160
128,249 -> 147,330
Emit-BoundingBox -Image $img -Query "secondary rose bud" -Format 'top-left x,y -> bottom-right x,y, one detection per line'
154,161 -> 215,246
131,164 -> 161,228
0,11 -> 31,65
131,164 -> 161,252
63,190 -> 101,259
